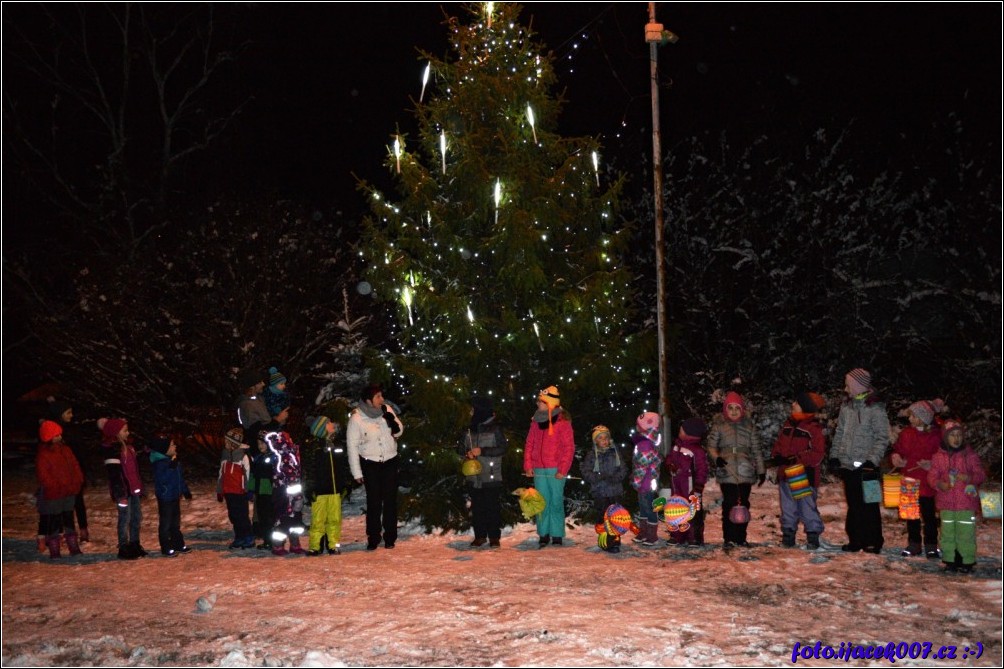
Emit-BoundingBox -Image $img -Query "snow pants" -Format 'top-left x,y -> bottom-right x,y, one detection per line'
533,468 -> 566,538
939,509 -> 977,566
779,482 -> 824,535
308,493 -> 343,551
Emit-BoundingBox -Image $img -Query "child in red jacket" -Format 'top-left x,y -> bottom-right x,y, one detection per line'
770,392 -> 827,550
928,421 -> 986,574
36,421 -> 85,558
890,400 -> 943,558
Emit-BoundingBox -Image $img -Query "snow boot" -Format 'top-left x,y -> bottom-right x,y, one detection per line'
641,520 -> 660,546
900,543 -> 922,557
132,542 -> 149,558
65,532 -> 83,556
806,533 -> 820,550
78,527 -> 90,543
925,545 -> 941,560
45,535 -> 62,559
781,529 -> 796,548
118,544 -> 139,560
288,537 -> 306,554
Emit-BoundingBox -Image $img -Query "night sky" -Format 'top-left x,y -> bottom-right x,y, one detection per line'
216,2 -> 1001,209
4,2 -> 1000,221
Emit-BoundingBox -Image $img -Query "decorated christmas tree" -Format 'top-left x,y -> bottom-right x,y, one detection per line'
357,3 -> 647,530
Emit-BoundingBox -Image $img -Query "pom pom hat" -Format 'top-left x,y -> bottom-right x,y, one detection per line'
39,420 -> 63,443
268,366 -> 286,388
590,425 -> 612,445
908,401 -> 935,426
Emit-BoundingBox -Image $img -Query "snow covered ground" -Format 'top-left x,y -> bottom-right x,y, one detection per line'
2,466 -> 1001,667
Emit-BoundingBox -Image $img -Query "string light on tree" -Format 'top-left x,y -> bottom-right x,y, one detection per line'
420,62 -> 431,103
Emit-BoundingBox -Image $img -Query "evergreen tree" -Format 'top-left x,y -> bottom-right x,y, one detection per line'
357,3 -> 645,530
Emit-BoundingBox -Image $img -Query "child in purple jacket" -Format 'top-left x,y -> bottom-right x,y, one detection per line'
664,418 -> 709,545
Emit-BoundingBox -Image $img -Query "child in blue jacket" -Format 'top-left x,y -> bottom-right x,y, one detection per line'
149,434 -> 193,557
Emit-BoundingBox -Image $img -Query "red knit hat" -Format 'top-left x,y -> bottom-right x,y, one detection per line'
39,420 -> 63,443
101,417 -> 128,442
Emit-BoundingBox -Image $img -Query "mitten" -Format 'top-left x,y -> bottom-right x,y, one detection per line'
763,456 -> 780,468
861,461 -> 876,471
715,456 -> 727,468
217,492 -> 224,503
757,473 -> 766,487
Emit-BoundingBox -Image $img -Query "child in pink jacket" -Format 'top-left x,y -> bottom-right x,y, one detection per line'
928,420 -> 986,573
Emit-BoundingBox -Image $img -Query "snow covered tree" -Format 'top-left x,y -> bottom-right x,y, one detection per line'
356,3 -> 646,530
11,200 -> 364,455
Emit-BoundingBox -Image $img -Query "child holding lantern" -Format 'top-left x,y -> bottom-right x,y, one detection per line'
769,392 -> 827,550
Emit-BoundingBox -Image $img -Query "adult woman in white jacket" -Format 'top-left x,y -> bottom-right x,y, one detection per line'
347,383 -> 404,550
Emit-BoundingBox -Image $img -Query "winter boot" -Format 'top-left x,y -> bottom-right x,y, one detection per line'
781,529 -> 796,548
132,542 -> 149,558
118,544 -> 139,560
925,545 -> 941,560
65,532 -> 83,556
288,537 -> 306,554
641,520 -> 660,546
900,543 -> 922,557
78,527 -> 90,543
806,533 -> 820,550
45,535 -> 62,559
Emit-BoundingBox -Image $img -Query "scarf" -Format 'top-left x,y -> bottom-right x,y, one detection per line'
359,402 -> 383,419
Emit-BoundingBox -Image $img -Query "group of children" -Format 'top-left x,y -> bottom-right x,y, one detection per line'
35,368 -> 989,574
575,368 -> 987,575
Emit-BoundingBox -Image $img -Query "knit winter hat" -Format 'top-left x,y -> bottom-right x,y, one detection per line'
590,425 -> 612,446
39,420 -> 63,443
238,367 -> 263,391
909,400 -> 936,426
224,427 -> 245,449
636,411 -> 661,440
795,392 -> 822,414
941,420 -> 964,446
268,366 -> 287,388
471,396 -> 494,426
681,417 -> 708,438
722,391 -> 746,420
149,434 -> 172,454
47,399 -> 72,422
101,417 -> 128,442
308,415 -> 332,439
845,368 -> 872,395
538,386 -> 561,434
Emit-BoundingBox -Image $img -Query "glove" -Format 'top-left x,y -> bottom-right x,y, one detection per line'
763,456 -> 780,468
757,473 -> 766,487
217,493 -> 224,503
383,410 -> 397,430
828,458 -> 841,470
861,461 -> 877,471
183,491 -> 193,500
715,457 -> 727,468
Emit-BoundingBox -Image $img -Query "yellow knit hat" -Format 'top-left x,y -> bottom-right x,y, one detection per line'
538,386 -> 560,434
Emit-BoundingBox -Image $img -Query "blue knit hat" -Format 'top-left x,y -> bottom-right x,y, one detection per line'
268,366 -> 287,388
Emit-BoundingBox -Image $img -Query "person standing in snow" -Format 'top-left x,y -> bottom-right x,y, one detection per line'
630,411 -> 664,547
235,367 -> 270,438
769,392 -> 827,550
305,415 -> 351,555
100,417 -> 148,560
828,368 -> 890,554
47,399 -> 91,544
664,417 -> 710,546
458,395 -> 508,548
249,429 -> 277,550
524,386 -> 575,548
347,383 -> 404,550
149,433 -> 193,557
36,420 -> 85,558
928,420 -> 986,573
581,424 -> 627,524
890,399 -> 944,558
707,391 -> 765,548
264,421 -> 307,555
217,427 -> 255,550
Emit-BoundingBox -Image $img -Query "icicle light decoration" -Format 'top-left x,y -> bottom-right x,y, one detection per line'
420,62 -> 431,103
592,150 -> 600,187
527,103 -> 537,144
494,179 -> 502,225
394,136 -> 402,174
485,2 -> 495,29
440,131 -> 447,175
